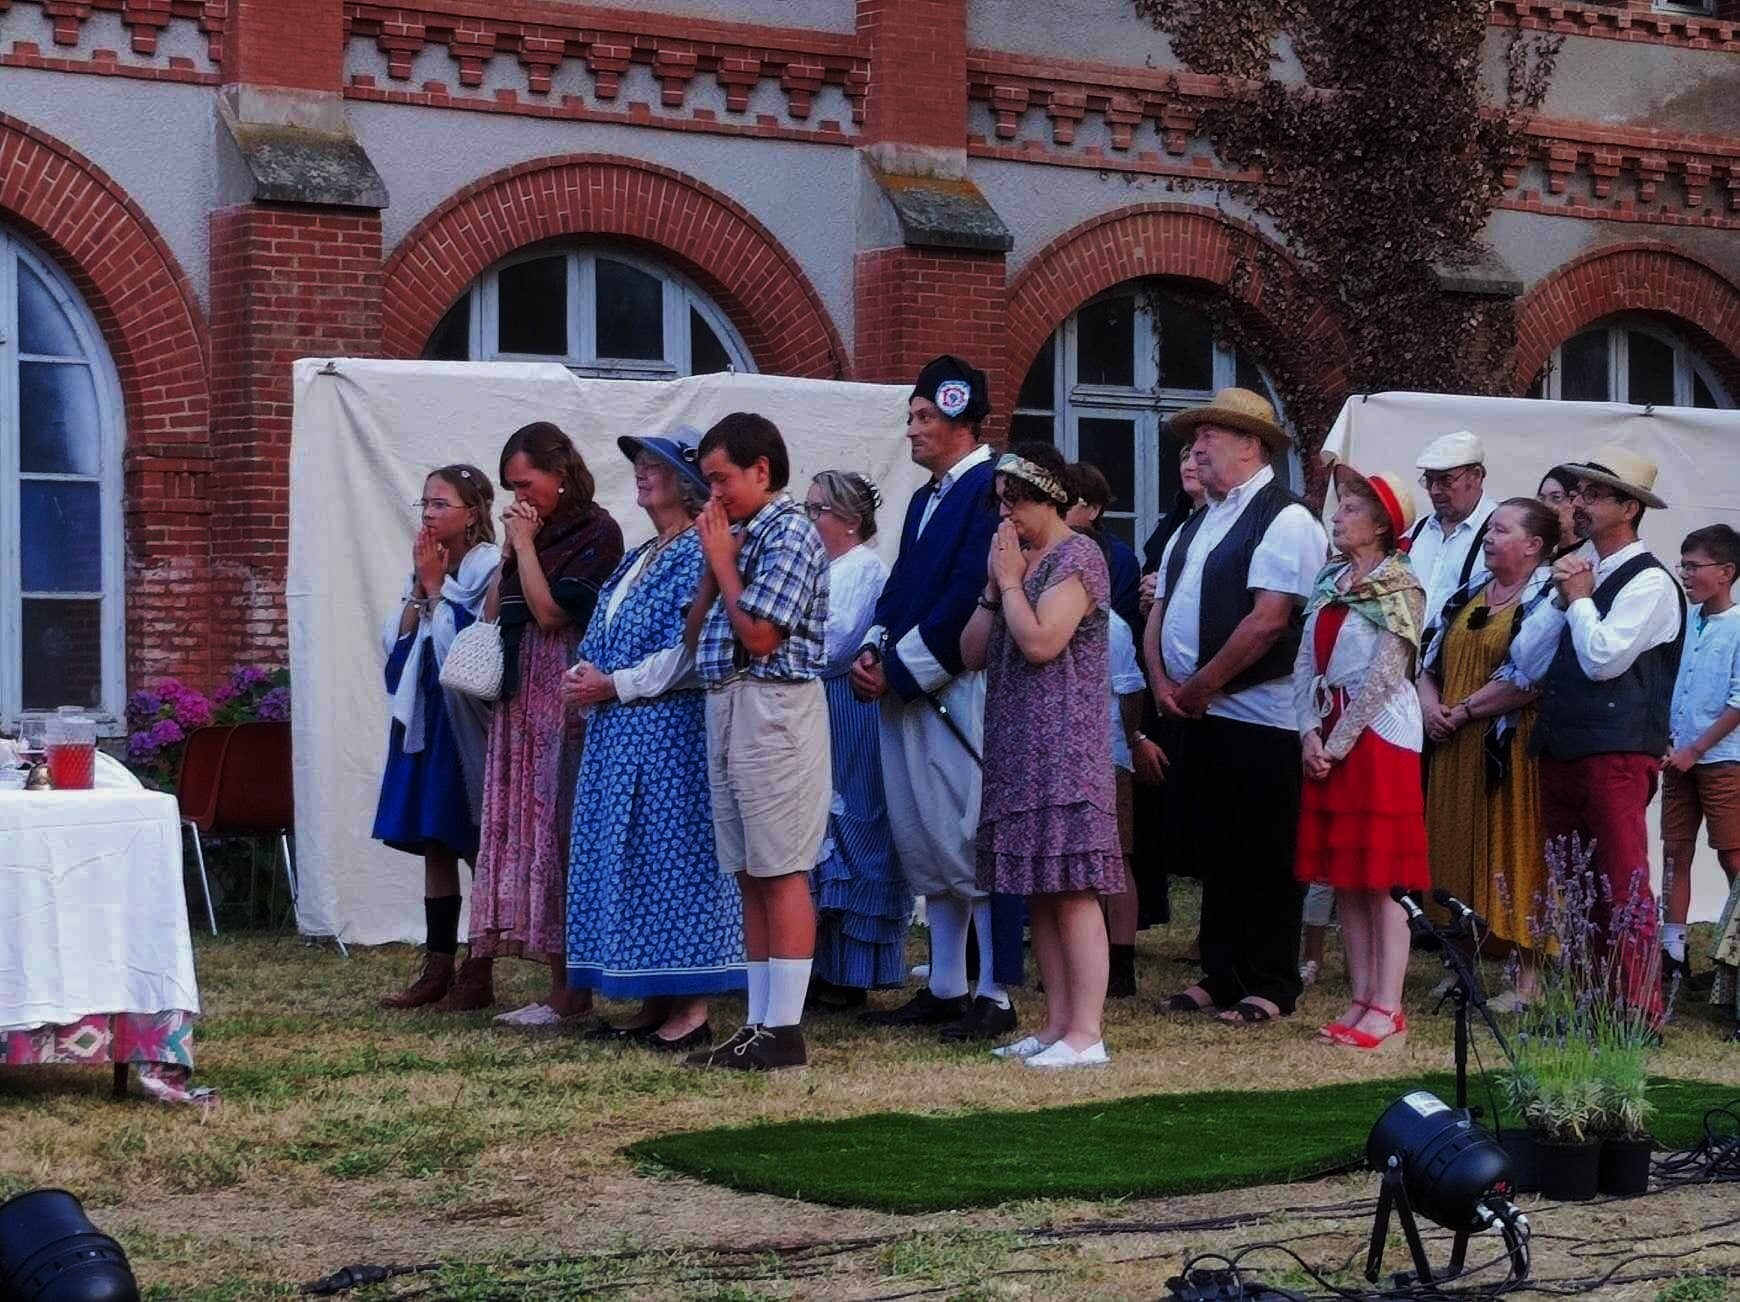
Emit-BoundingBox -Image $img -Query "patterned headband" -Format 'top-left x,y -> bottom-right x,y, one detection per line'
995,453 -> 1069,505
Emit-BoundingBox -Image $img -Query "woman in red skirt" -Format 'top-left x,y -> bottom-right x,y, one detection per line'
1294,463 -> 1429,1053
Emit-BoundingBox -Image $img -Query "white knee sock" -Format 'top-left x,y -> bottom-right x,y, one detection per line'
972,897 -> 1009,1007
765,957 -> 811,1028
925,894 -> 970,999
746,960 -> 770,1025
1662,923 -> 1688,962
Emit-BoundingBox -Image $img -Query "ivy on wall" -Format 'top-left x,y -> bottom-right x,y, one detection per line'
1133,0 -> 1561,446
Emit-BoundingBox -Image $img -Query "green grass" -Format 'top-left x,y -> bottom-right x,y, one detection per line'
628,1073 -> 1740,1212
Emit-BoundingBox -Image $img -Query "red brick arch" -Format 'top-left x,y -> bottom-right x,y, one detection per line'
0,114 -> 209,450
1515,242 -> 1740,399
382,154 -> 849,379
1005,203 -> 1349,415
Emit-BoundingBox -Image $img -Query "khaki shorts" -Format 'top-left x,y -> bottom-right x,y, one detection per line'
706,677 -> 831,878
1662,761 -> 1740,851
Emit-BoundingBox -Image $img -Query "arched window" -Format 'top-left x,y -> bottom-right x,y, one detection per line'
422,246 -> 755,378
1528,316 -> 1733,408
1012,284 -> 1290,547
1,229 -> 124,726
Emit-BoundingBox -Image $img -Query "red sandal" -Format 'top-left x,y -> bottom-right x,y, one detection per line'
1331,1005 -> 1407,1053
1316,999 -> 1369,1043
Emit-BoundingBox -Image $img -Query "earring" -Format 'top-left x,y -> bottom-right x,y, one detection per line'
558,485 -> 566,495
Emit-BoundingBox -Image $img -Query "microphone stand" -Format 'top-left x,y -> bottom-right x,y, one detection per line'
1424,907 -> 1515,1113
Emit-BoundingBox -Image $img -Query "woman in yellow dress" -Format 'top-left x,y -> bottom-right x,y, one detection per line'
1419,498 -> 1561,1006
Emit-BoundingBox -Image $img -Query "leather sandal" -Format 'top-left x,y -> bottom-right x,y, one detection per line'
1316,999 -> 1369,1042
1217,999 -> 1288,1026
1161,986 -> 1216,1014
1332,1005 -> 1407,1052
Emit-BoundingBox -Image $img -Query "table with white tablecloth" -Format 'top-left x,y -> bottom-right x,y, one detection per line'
0,789 -> 207,1103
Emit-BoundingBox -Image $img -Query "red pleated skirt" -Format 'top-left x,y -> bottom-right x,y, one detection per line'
1295,603 -> 1431,893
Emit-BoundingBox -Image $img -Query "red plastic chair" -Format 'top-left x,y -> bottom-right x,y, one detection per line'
209,721 -> 303,933
174,725 -> 234,935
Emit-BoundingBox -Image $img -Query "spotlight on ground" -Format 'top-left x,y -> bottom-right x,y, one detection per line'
1364,1091 -> 1529,1286
0,1189 -> 139,1302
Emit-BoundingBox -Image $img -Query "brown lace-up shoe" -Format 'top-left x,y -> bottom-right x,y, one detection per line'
711,1024 -> 807,1071
685,1023 -> 757,1067
379,953 -> 454,1009
431,955 -> 494,1012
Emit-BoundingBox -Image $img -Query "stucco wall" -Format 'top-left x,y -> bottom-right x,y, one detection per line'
349,101 -> 860,354
0,69 -> 219,307
1482,31 -> 1740,134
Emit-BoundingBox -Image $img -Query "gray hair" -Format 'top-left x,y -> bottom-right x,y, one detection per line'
810,470 -> 881,541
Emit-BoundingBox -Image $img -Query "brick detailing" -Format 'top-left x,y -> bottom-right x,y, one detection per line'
380,154 -> 847,381
0,0 -> 224,82
223,0 -> 340,89
1489,0 -> 1738,50
0,113 -> 212,688
1501,116 -> 1740,231
207,205 -> 382,673
858,0 -> 967,150
343,1 -> 866,133
1004,204 -> 1350,435
853,246 -> 1008,437
1513,240 -> 1740,396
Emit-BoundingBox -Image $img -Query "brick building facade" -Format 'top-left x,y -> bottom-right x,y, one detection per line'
0,0 -> 1735,727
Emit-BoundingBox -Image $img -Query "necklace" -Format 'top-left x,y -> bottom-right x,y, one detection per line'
1485,573 -> 1527,607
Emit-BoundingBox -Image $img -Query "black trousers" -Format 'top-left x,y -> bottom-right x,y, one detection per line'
1173,714 -> 1305,1012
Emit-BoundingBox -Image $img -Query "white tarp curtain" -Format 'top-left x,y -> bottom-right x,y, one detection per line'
287,361 -> 926,945
1324,391 -> 1740,922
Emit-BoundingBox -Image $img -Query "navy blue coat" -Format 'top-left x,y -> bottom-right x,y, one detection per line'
868,458 -> 1000,703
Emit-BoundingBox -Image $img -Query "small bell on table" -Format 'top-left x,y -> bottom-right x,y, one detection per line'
24,763 -> 53,790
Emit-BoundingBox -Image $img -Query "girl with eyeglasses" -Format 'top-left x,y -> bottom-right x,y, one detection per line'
374,464 -> 500,1009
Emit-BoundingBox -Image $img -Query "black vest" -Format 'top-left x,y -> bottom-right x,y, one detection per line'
1531,552 -> 1686,762
1162,474 -> 1306,695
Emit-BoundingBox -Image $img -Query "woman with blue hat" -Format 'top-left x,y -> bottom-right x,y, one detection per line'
561,427 -> 745,1050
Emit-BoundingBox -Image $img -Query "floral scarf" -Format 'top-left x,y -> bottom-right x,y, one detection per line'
1306,551 -> 1425,663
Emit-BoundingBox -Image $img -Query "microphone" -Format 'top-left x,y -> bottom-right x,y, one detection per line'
1389,886 -> 1435,939
1432,888 -> 1487,935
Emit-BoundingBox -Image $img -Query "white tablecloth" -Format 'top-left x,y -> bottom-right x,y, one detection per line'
0,790 -> 200,1031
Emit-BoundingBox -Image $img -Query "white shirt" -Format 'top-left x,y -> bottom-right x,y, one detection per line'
1409,495 -> 1497,629
1670,603 -> 1740,764
1157,464 -> 1327,729
1505,540 -> 1683,688
1108,612 -> 1146,771
918,442 -> 992,537
823,545 -> 888,664
604,543 -> 699,704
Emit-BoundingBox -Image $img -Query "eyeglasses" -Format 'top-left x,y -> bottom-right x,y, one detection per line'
1418,468 -> 1475,491
1568,486 -> 1616,504
413,499 -> 460,513
1679,559 -> 1733,574
802,502 -> 837,521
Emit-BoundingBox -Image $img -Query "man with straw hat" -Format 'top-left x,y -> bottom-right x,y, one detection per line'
1142,387 -> 1326,1026
1506,446 -> 1686,1016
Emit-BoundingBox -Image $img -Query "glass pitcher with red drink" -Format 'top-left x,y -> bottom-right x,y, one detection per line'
45,713 -> 97,790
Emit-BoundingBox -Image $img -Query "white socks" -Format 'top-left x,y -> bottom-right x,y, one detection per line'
972,897 -> 1010,1008
925,894 -> 971,999
1663,923 -> 1688,962
765,957 -> 811,1028
746,960 -> 770,1025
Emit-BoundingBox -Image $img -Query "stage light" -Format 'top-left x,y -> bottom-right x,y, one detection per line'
1363,1091 -> 1528,1286
0,1189 -> 139,1302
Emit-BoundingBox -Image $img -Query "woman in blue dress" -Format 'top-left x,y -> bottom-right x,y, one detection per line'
374,464 -> 500,1009
804,471 -> 906,1008
562,430 -> 745,1051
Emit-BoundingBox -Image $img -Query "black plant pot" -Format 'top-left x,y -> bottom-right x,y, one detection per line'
1535,1137 -> 1602,1202
1597,1134 -> 1654,1196
1498,1128 -> 1540,1194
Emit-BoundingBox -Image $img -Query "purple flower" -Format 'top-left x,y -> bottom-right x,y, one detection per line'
127,730 -> 161,762
126,690 -> 163,727
257,687 -> 291,722
147,718 -> 184,749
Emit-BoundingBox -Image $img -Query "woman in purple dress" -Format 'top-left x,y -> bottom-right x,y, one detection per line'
961,442 -> 1123,1071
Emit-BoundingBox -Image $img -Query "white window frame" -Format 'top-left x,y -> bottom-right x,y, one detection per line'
0,229 -> 126,733
453,247 -> 755,378
1533,316 -> 1733,409
1014,284 -> 1296,547
1654,0 -> 1715,16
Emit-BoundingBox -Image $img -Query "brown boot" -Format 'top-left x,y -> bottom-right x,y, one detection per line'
432,955 -> 494,1012
379,953 -> 455,1009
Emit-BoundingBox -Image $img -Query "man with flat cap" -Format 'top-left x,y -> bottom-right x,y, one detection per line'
1143,387 -> 1326,1025
1504,446 -> 1685,1016
851,354 -> 1020,1042
1409,430 -> 1497,630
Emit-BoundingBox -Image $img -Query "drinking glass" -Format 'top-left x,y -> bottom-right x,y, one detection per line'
17,712 -> 50,765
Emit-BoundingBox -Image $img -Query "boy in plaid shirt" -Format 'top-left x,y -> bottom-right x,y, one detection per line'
684,412 -> 831,1070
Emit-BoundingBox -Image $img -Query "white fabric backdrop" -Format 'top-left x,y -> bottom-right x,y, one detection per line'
287,361 -> 925,945
1324,391 -> 1740,922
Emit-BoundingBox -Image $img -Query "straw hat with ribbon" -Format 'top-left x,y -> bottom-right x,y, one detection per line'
1331,462 -> 1418,544
1559,445 -> 1667,511
1167,387 -> 1290,456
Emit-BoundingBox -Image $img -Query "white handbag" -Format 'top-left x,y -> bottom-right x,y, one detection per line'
439,619 -> 504,702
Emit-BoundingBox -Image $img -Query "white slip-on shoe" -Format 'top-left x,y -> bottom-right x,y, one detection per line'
1023,1039 -> 1110,1070
494,1002 -> 556,1026
991,1035 -> 1047,1060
